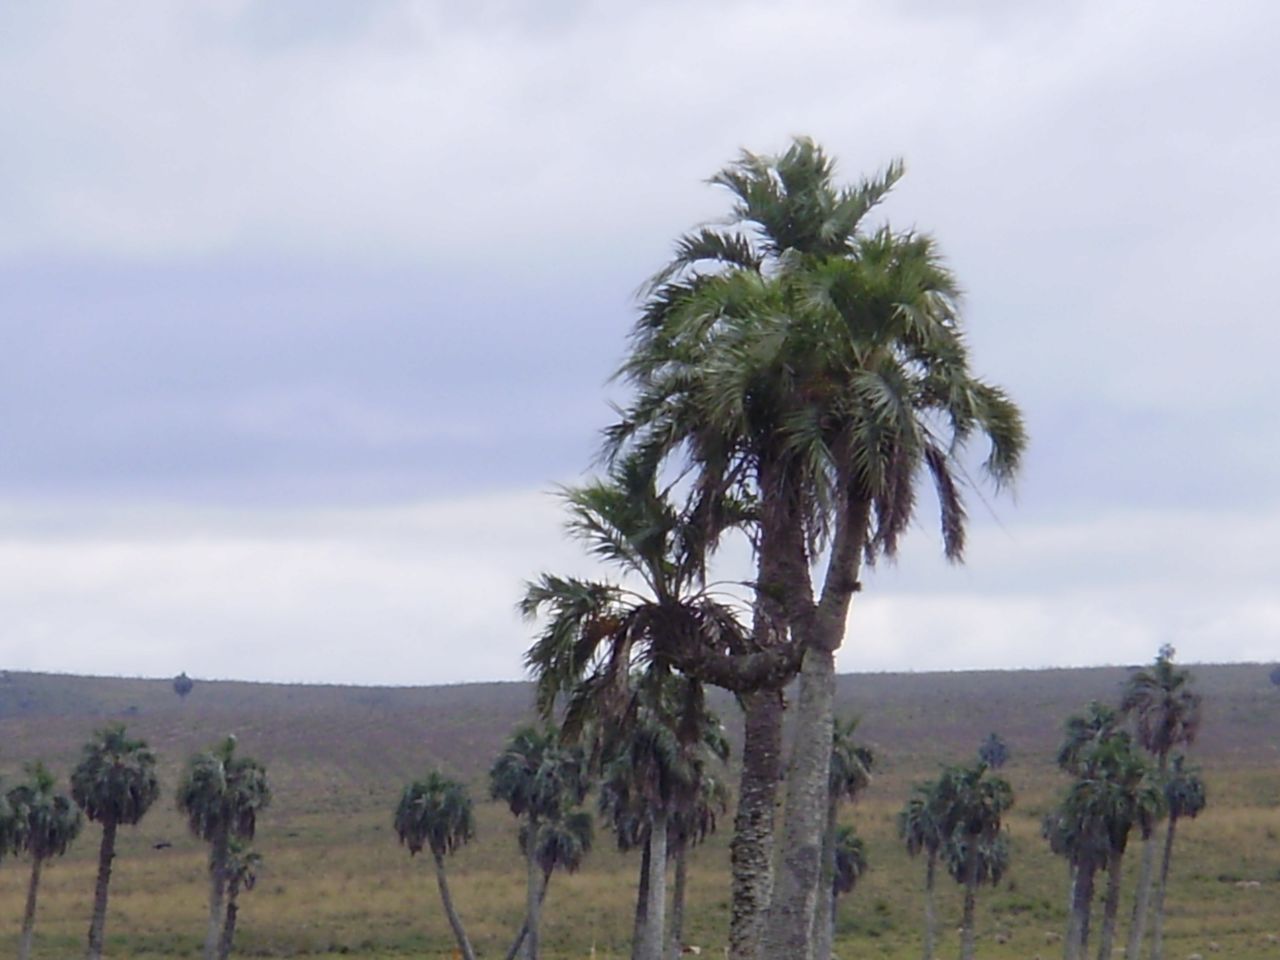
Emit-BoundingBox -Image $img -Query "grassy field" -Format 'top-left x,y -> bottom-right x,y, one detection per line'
0,665 -> 1277,958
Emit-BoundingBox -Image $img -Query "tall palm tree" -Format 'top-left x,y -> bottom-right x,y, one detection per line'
1150,755 -> 1206,960
1121,645 -> 1202,960
828,827 -> 868,956
501,810 -> 595,960
611,136 -> 1026,958
933,763 -> 1014,960
490,725 -> 590,960
814,717 -> 874,960
666,771 -> 730,960
71,723 -> 161,960
395,771 -> 478,960
176,736 -> 271,960
217,839 -> 261,960
898,781 -> 947,960
9,762 -> 83,960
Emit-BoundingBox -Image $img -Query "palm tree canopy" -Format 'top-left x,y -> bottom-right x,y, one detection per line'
898,781 -> 946,858
829,715 -> 874,803
934,763 -> 1014,845
395,771 -> 475,859
224,838 -> 263,891
489,726 -> 589,822
1057,701 -> 1123,774
175,736 -> 271,844
71,724 -> 160,827
1121,645 -> 1203,759
944,832 -> 1010,887
1164,754 -> 1207,821
832,826 -> 868,896
521,809 -> 594,876
8,762 -> 83,860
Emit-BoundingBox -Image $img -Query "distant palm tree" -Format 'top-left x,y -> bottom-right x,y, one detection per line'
828,827 -> 868,954
666,771 -> 729,960
934,763 -> 1014,960
176,736 -> 271,960
490,725 -> 590,960
1121,645 -> 1202,960
815,717 -> 874,960
394,771 -> 478,960
898,780 -> 946,960
173,672 -> 195,700
8,762 -> 83,960
71,723 -> 161,960
1056,702 -> 1122,773
502,810 -> 595,960
1150,755 -> 1206,960
978,733 -> 1010,770
217,839 -> 261,960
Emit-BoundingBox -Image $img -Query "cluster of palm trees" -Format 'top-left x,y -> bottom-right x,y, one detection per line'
0,725 -> 270,960
1043,646 -> 1205,960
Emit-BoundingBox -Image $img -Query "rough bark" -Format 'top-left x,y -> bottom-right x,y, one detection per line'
812,797 -> 840,960
923,852 -> 937,960
728,688 -> 784,960
635,812 -> 669,960
667,845 -> 688,960
960,843 -> 979,960
204,831 -> 229,960
19,856 -> 44,960
85,817 -> 118,960
1150,817 -> 1178,960
1096,850 -> 1125,960
432,849 -> 477,960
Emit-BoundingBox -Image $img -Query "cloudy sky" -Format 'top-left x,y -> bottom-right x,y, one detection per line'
1,0 -> 1276,685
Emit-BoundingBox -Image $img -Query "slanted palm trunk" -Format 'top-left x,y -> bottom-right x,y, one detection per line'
1096,850 -> 1125,960
1150,817 -> 1179,960
960,842 -> 980,960
86,818 -> 118,960
504,872 -> 550,960
19,856 -> 44,960
667,845 -> 689,960
922,851 -> 938,960
204,832 -> 229,960
1065,863 -> 1097,960
728,689 -> 784,960
812,797 -> 840,960
431,849 -> 477,960
525,822 -> 542,960
635,811 -> 669,960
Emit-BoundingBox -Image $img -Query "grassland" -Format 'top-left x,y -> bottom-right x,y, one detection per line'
0,664 -> 1277,958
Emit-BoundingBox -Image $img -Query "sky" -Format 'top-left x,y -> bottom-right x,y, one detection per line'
1,0 -> 1277,685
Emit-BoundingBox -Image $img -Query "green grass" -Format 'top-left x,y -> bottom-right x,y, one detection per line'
1,666 -> 1277,958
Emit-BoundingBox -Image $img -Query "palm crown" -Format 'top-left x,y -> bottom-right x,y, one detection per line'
176,736 -> 271,844
395,772 -> 475,859
8,762 -> 82,860
71,724 -> 160,827
1121,644 -> 1202,761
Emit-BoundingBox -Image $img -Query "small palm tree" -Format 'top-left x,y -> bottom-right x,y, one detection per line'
1121,645 -> 1202,960
71,723 -> 161,960
395,772 -> 477,960
176,736 -> 271,960
217,839 -> 261,960
815,717 -> 874,960
934,763 -> 1014,960
898,780 -> 947,960
828,827 -> 868,955
1150,755 -> 1207,960
666,771 -> 729,960
978,733 -> 1010,770
9,762 -> 83,960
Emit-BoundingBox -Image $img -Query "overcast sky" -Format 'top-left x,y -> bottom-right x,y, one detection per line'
1,0 -> 1276,685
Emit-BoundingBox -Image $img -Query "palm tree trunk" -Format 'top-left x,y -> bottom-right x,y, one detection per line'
632,834 -> 652,960
960,843 -> 979,960
217,877 -> 241,960
1067,863 -> 1096,960
729,688 -> 783,960
1096,849 -> 1124,960
923,851 -> 938,960
1150,817 -> 1178,960
636,811 -> 669,960
19,855 -> 44,960
432,849 -> 477,960
667,844 -> 688,960
85,818 -> 118,960
1126,755 -> 1167,960
762,644 -> 837,960
812,798 -> 839,960
525,824 -> 542,960
204,832 -> 229,960
504,872 -> 550,960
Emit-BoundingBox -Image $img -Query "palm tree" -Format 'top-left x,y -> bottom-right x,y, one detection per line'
933,763 -> 1014,960
1056,702 -> 1123,773
9,762 -> 83,960
394,771 -> 478,960
1121,645 -> 1202,960
828,827 -> 868,956
815,717 -> 874,960
1150,755 -> 1206,960
503,809 -> 595,960
611,136 -> 1026,958
667,771 -> 730,960
176,736 -> 271,960
217,839 -> 261,960
898,781 -> 947,960
71,723 -> 161,960
978,733 -> 1010,770
490,725 -> 590,960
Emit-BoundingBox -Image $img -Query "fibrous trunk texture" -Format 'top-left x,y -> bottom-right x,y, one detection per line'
503,872 -> 549,960
204,831 -> 229,960
812,797 -> 840,960
632,834 -> 651,960
728,689 -> 783,960
86,818 -> 117,960
217,878 -> 241,960
432,849 -> 477,960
